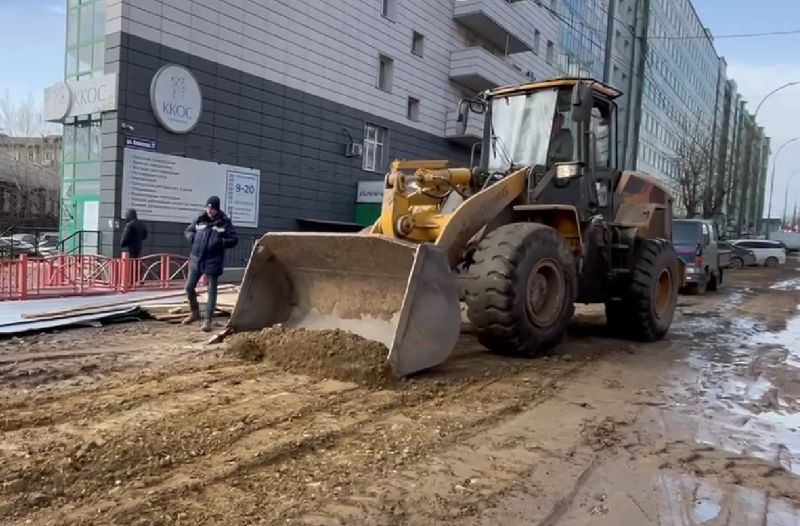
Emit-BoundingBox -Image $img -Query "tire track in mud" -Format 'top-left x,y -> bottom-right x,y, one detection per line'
5,353 -> 589,526
0,373 -> 365,520
111,362 -> 586,525
0,359 -> 274,431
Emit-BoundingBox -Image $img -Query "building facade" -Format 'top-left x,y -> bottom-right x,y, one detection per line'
0,135 -> 61,229
47,0 -> 571,257
45,0 -> 771,255
636,0 -> 719,190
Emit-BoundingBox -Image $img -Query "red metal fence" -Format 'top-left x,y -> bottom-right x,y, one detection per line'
0,253 -> 190,301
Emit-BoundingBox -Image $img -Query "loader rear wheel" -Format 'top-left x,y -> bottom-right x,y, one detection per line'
606,240 -> 678,342
463,223 -> 576,356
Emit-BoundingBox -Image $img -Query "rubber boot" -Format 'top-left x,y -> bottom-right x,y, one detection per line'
182,309 -> 200,325
201,316 -> 213,332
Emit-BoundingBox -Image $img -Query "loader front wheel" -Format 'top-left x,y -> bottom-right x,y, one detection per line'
606,240 -> 678,342
463,223 -> 576,356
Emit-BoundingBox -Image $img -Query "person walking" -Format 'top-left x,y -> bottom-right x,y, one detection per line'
183,196 -> 238,331
120,209 -> 148,258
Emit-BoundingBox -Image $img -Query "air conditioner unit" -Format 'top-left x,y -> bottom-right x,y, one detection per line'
345,143 -> 364,158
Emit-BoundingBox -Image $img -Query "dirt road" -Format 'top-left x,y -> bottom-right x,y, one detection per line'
0,262 -> 798,525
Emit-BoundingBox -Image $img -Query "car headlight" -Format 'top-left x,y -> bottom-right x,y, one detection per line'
686,264 -> 698,273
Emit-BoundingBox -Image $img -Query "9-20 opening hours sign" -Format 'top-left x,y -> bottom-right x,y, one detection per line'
122,148 -> 260,228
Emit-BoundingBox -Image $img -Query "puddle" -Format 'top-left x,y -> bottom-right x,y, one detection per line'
668,303 -> 800,477
771,278 -> 800,291
751,308 -> 800,368
657,472 -> 800,525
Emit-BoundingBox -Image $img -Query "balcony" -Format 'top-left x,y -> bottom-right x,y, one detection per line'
453,0 -> 533,54
449,47 -> 526,93
444,110 -> 484,146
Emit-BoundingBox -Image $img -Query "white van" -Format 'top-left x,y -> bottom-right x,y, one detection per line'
728,240 -> 787,267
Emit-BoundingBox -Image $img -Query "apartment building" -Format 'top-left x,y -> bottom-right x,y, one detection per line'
0,135 -> 61,229
636,0 -> 719,189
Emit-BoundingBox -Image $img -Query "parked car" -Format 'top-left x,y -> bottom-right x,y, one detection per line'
728,239 -> 787,267
0,238 -> 39,258
718,241 -> 757,269
770,231 -> 800,253
672,219 -> 730,294
37,232 -> 60,256
11,233 -> 38,246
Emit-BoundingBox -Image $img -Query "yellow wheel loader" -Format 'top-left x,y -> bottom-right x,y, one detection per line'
228,78 -> 684,376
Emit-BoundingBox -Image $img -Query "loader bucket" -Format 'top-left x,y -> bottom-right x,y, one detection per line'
227,233 -> 462,376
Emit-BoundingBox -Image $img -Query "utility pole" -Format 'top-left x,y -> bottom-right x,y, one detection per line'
626,0 -> 650,171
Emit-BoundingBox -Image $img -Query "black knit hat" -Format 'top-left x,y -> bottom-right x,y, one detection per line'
206,195 -> 221,211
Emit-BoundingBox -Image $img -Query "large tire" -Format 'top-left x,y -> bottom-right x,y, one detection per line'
462,223 -> 577,356
606,240 -> 678,342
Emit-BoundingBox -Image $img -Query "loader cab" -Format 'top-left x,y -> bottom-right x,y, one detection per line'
478,79 -> 620,221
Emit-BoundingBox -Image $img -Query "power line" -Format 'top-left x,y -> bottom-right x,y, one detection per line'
647,28 -> 800,41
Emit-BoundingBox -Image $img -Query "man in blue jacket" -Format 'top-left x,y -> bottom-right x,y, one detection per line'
183,195 -> 238,331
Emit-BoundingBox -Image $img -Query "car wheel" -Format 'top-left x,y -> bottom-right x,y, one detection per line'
765,256 -> 780,268
730,257 -> 743,269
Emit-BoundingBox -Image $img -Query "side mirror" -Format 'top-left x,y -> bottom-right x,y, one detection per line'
571,82 -> 593,123
456,98 -> 486,123
469,100 -> 486,114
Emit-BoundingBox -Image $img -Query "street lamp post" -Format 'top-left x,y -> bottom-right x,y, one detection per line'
781,170 -> 800,229
766,137 -> 799,239
742,81 -> 800,236
754,81 -> 800,118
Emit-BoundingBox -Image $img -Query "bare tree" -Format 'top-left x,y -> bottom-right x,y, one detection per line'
667,117 -> 718,219
0,91 -> 62,231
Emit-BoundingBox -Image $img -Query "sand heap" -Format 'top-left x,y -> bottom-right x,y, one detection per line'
230,328 -> 395,388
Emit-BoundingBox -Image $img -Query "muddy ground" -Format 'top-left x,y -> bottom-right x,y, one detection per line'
0,262 -> 798,525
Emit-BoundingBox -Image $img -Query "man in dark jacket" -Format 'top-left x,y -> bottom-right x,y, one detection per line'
183,196 -> 238,331
120,209 -> 148,258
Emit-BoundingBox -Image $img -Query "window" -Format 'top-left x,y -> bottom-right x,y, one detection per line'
377,54 -> 394,92
591,105 -> 611,168
546,41 -> 554,65
407,97 -> 420,121
533,30 -> 541,54
66,0 -> 105,80
363,123 -> 388,172
381,0 -> 396,19
411,31 -> 424,57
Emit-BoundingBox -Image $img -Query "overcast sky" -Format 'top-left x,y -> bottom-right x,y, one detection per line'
696,0 -> 800,220
0,0 -> 798,218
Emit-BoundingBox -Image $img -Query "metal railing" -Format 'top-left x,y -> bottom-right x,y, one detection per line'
56,230 -> 102,255
0,253 -> 190,301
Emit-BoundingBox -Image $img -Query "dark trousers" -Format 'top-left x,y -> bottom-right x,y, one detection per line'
186,268 -> 218,319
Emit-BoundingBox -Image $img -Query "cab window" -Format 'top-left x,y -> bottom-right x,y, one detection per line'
590,103 -> 611,168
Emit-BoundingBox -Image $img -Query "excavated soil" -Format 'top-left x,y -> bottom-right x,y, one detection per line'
230,328 -> 396,388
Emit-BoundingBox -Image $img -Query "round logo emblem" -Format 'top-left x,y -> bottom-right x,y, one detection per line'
150,64 -> 203,134
45,82 -> 72,121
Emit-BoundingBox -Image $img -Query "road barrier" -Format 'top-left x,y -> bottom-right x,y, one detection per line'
0,253 -> 191,300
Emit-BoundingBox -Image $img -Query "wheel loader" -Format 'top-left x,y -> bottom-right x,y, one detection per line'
228,78 -> 684,376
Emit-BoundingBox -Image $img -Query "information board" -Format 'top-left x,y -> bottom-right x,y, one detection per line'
122,148 -> 260,227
